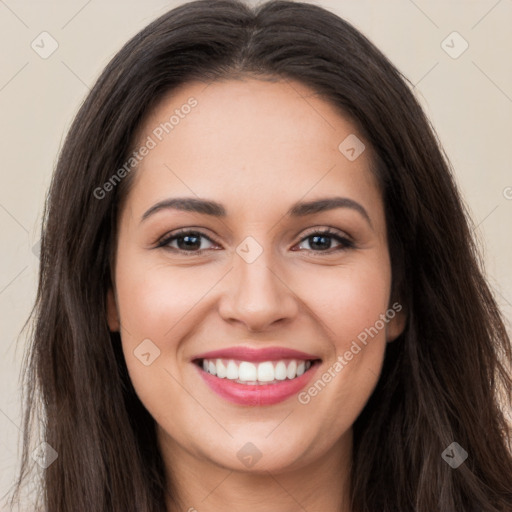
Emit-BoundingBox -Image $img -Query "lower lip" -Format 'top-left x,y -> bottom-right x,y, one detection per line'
194,361 -> 320,406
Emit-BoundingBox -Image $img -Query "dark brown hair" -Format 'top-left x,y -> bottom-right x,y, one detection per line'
7,1 -> 512,511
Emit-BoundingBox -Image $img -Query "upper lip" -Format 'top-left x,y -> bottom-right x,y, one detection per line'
192,346 -> 321,363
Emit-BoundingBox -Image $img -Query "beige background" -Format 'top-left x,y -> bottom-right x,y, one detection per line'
1,0 -> 511,507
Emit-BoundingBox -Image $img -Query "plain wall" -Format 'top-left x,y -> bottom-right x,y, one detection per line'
1,0 -> 511,507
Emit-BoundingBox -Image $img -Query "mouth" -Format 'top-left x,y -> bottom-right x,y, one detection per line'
193,357 -> 322,385
192,357 -> 322,406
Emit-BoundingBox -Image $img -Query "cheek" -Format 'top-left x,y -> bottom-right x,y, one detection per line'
303,257 -> 391,402
113,259 -> 204,421
299,257 -> 392,344
294,255 -> 391,408
113,257 -> 224,398
115,258 -> 212,338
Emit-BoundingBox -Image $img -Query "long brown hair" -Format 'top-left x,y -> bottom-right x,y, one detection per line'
7,1 -> 512,510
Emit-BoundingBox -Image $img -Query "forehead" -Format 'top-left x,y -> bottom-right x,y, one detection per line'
124,78 -> 383,227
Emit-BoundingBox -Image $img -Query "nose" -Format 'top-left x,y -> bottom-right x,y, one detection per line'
218,248 -> 299,332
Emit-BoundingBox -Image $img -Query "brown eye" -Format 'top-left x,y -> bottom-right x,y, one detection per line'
158,230 -> 217,254
295,229 -> 354,253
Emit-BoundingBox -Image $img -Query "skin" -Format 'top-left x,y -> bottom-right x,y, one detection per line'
107,77 -> 406,512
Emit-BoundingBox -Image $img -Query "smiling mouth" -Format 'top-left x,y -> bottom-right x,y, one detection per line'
193,357 -> 321,385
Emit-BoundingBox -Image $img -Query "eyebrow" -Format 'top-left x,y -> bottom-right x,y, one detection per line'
141,196 -> 373,228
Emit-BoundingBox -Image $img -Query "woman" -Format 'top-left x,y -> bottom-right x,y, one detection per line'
8,0 -> 512,511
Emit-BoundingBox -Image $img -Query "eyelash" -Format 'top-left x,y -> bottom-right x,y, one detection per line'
155,228 -> 355,255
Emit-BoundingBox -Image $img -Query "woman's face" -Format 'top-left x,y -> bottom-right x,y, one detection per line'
107,78 -> 405,475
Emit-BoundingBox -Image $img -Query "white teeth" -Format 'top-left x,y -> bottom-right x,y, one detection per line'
286,360 -> 297,379
216,359 -> 227,378
257,361 -> 275,382
200,358 -> 314,383
238,362 -> 257,381
226,360 -> 238,379
274,361 -> 287,380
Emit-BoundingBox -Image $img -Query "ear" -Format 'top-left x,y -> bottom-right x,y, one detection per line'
385,302 -> 407,343
107,287 -> 120,332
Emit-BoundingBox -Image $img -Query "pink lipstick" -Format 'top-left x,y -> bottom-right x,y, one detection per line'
192,346 -> 321,406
